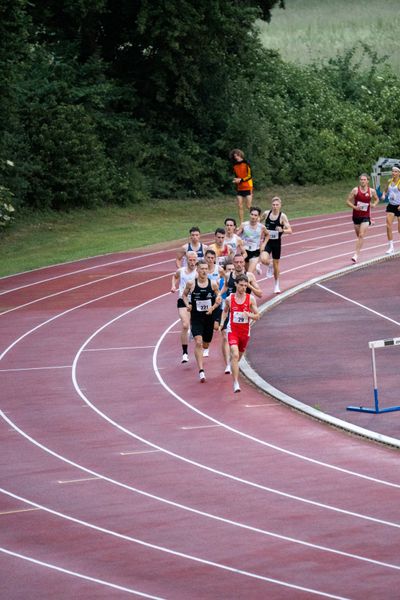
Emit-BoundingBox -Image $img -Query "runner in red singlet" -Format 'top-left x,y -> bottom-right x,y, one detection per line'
219,274 -> 259,393
346,173 -> 379,263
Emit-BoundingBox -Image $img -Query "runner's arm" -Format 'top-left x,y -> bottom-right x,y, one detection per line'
247,274 -> 262,298
280,214 -> 292,234
176,245 -> 187,268
171,270 -> 180,293
181,281 -> 193,310
346,188 -> 358,210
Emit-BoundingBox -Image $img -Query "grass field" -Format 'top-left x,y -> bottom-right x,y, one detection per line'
258,0 -> 400,74
0,180 -> 358,277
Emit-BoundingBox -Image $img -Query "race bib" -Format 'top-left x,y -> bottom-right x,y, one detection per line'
268,230 -> 279,240
196,299 -> 211,312
356,201 -> 368,212
233,311 -> 248,324
246,242 -> 258,251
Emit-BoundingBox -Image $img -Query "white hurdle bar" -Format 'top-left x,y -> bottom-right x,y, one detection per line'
347,337 -> 400,414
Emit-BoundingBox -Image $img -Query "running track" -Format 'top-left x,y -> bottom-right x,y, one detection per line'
1,207 -> 400,599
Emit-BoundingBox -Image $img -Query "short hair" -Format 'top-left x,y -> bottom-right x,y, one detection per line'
224,217 -> 237,226
205,249 -> 216,257
197,259 -> 207,268
250,206 -> 261,215
215,227 -> 225,236
189,226 -> 200,234
359,173 -> 370,179
271,196 -> 281,203
229,148 -> 244,161
236,274 -> 249,284
186,250 -> 197,258
222,258 -> 233,269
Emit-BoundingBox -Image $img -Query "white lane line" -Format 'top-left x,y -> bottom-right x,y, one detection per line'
0,492 -> 382,599
283,231 -> 387,259
284,226 -> 386,251
152,319 -> 400,491
120,450 -> 160,456
180,425 -> 221,430
2,248 -> 399,502
0,283 -> 170,362
73,325 -> 400,525
264,242 -> 395,282
0,547 -> 166,599
0,211 -> 353,288
317,284 -> 400,327
0,259 -> 173,317
0,246 -> 178,292
2,421 -> 400,573
65,281 -> 400,494
0,365 -> 71,372
84,346 -> 156,352
58,477 -> 101,484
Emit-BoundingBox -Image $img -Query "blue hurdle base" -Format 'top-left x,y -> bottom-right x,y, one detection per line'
347,405 -> 400,414
347,388 -> 400,414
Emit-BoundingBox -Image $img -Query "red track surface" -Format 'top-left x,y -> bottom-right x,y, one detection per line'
1,207 -> 400,599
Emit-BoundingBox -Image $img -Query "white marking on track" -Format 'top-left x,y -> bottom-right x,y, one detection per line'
181,424 -> 221,430
2,418 -> 400,572
0,365 -> 71,372
84,345 -> 156,352
0,547 -> 166,599
151,319 -> 400,491
317,284 -> 400,327
0,507 -> 40,516
120,450 -> 160,456
0,492 -> 384,599
58,477 -> 100,484
0,260 -> 173,316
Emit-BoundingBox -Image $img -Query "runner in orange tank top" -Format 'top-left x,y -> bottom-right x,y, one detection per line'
229,149 -> 254,224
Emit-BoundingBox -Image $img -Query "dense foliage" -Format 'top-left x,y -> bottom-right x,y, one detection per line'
1,0 -> 400,212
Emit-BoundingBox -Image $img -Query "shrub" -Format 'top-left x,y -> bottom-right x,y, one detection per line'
0,186 -> 15,228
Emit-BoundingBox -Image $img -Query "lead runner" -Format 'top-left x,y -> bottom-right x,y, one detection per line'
219,274 -> 259,393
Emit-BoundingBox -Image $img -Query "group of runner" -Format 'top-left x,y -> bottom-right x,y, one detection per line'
171,154 -> 400,393
171,196 -> 292,392
347,166 -> 400,262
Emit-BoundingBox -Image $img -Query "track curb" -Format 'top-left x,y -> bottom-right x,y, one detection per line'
241,251 -> 400,449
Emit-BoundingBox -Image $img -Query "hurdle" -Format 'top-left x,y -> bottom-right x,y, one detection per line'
347,337 -> 400,414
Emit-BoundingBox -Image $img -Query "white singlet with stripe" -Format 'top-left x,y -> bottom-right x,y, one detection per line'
241,222 -> 263,251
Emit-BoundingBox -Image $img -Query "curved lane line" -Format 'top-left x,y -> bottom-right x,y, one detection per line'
0,259 -> 173,317
242,254 -> 400,448
0,493 -> 352,599
0,547 -> 166,599
3,421 -> 400,571
70,306 -> 400,522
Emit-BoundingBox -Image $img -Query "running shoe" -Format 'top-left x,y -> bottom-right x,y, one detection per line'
273,282 -> 281,294
199,370 -> 206,382
203,348 -> 209,357
255,263 -> 262,275
181,353 -> 189,363
233,381 -> 241,393
386,245 -> 394,254
351,254 -> 358,263
224,364 -> 231,374
266,265 -> 274,279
